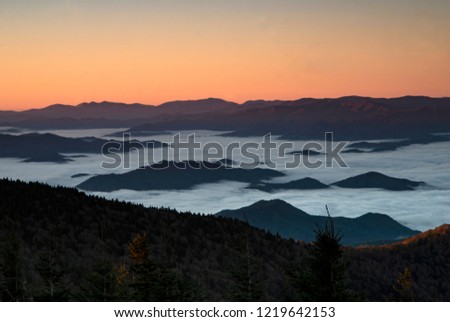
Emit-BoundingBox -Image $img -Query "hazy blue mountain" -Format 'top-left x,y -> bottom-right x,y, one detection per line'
216,199 -> 420,245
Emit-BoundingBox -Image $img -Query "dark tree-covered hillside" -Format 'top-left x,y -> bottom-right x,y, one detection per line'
0,179 -> 449,301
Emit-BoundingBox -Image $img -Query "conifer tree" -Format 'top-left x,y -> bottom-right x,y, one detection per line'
287,206 -> 352,301
229,217 -> 264,301
307,206 -> 351,301
35,248 -> 71,301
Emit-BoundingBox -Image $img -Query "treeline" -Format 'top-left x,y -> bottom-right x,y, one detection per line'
0,179 -> 449,301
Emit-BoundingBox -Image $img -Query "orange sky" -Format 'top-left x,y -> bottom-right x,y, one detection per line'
1,0 -> 450,110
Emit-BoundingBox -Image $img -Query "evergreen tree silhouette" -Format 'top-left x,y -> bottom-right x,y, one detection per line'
288,206 -> 352,301
308,206 -> 351,301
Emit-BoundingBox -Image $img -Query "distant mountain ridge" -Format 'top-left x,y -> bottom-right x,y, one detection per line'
2,96 -> 450,140
247,177 -> 329,192
0,132 -> 166,163
1,98 -> 237,120
77,160 -> 284,192
76,168 -> 427,193
246,172 -> 426,192
216,199 -> 420,245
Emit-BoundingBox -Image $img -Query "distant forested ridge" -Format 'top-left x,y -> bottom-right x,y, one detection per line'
2,96 -> 450,141
0,179 -> 448,301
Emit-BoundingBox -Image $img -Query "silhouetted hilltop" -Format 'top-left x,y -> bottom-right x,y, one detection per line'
332,171 -> 425,191
157,98 -> 238,113
247,178 -> 329,192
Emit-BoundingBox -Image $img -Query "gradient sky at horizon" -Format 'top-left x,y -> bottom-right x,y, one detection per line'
1,0 -> 450,110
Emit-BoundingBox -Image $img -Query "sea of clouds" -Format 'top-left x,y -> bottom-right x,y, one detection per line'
0,128 -> 449,232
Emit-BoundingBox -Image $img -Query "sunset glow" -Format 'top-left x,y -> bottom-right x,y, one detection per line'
1,0 -> 450,110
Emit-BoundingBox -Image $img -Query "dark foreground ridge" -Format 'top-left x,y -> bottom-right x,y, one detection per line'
0,179 -> 449,301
